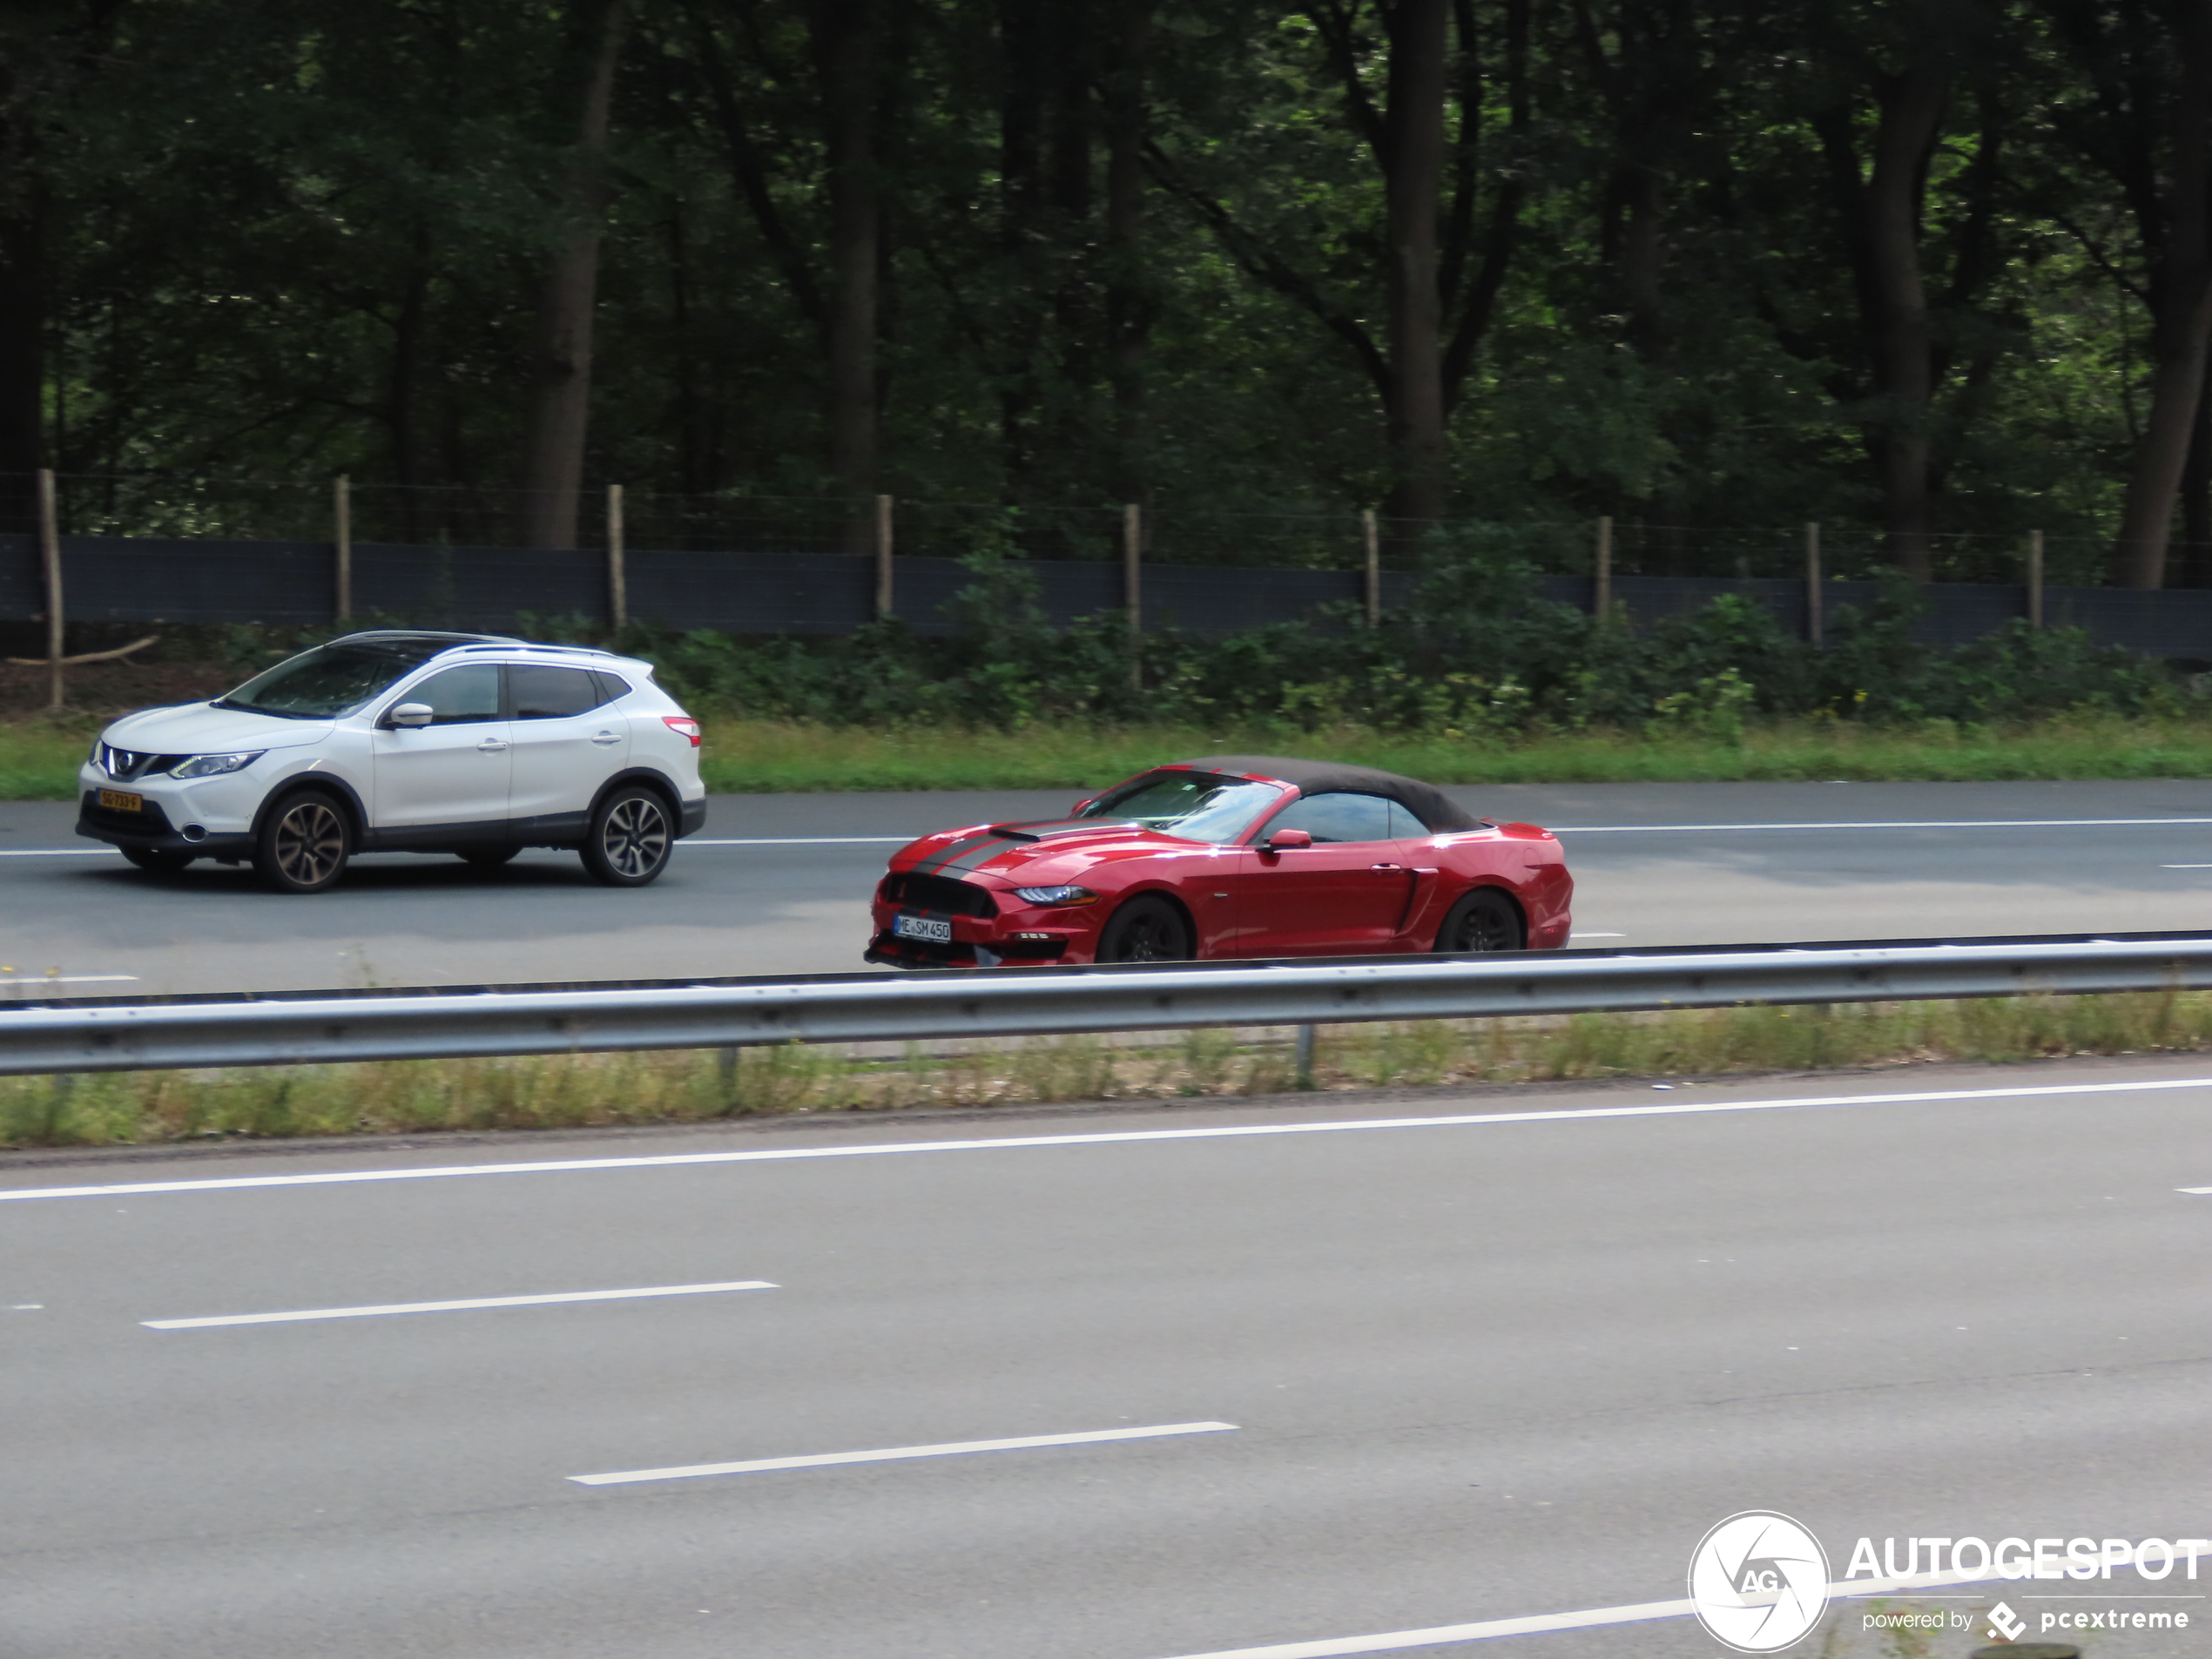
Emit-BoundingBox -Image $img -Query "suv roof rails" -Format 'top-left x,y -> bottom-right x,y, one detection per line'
451,641 -> 622,658
330,629 -> 517,645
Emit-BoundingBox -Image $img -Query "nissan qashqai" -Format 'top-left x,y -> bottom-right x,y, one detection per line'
77,631 -> 706,893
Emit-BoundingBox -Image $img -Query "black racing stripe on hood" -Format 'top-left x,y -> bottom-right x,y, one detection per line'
988,818 -> 1129,841
911,833 -> 1001,876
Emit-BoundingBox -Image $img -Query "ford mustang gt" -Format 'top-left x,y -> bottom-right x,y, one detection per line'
865,755 -> 1572,968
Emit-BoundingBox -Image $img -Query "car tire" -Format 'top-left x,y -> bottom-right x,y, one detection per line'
580,786 -> 673,887
459,846 -> 521,869
253,792 -> 351,894
120,846 -> 195,874
1433,887 -> 1524,953
1095,894 -> 1193,963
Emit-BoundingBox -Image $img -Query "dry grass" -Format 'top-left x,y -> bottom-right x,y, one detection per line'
5,990 -> 2210,1150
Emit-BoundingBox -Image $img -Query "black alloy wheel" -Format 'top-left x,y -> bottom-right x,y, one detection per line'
1434,887 -> 1524,953
581,786 -> 673,887
254,792 -> 351,894
459,846 -> 521,869
120,846 -> 195,874
1096,894 -> 1193,963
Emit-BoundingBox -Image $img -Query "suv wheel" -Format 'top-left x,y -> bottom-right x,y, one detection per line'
581,786 -> 672,887
254,792 -> 351,894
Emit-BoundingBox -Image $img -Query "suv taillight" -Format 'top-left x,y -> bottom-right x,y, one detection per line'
663,716 -> 702,747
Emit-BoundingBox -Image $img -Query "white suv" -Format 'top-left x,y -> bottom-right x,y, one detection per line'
76,631 -> 706,893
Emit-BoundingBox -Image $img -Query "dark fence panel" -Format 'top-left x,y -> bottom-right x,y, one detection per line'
7,532 -> 2212,661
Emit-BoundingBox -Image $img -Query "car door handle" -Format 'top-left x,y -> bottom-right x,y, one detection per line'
476,738 -> 509,753
590,731 -> 621,745
1371,862 -> 1403,872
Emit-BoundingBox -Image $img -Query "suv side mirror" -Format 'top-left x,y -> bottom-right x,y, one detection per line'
1265,827 -> 1312,851
388,703 -> 434,728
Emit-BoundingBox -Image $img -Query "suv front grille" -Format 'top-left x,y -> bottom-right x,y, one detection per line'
881,871 -> 998,917
98,745 -> 187,782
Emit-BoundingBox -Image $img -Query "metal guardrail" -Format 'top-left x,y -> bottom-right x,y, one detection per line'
2,931 -> 2211,1076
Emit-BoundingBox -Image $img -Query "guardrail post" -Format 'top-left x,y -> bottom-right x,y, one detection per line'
1294,1022 -> 1317,1089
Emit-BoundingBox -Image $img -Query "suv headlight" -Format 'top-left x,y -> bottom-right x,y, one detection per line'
168,752 -> 263,779
1012,885 -> 1098,907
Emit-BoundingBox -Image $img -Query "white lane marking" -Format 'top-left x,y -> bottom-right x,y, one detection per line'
1568,932 -> 1625,939
683,837 -> 913,846
2163,864 -> 2212,869
0,975 -> 138,985
1143,1548 -> 2212,1657
10,1074 -> 2212,1204
142,1279 -> 778,1329
0,849 -> 118,857
570,1420 -> 1237,1487
1551,816 -> 2212,833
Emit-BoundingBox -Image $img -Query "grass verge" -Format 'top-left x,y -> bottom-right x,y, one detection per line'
8,711 -> 2212,799
5,991 -> 2209,1150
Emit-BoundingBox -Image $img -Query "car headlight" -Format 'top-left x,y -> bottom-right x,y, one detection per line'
1012,885 -> 1098,907
167,752 -> 263,779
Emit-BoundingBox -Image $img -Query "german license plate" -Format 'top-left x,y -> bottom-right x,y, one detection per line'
98,789 -> 143,813
894,913 -> 952,944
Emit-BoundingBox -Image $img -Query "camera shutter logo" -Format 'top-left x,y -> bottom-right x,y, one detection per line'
1688,1511 -> 1831,1653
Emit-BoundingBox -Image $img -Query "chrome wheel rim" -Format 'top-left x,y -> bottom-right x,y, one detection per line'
602,797 -> 669,879
274,802 -> 344,887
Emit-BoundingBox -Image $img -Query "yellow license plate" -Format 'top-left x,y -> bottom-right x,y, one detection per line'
98,789 -> 143,813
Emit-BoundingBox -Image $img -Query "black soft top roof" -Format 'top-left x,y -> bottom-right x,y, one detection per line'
1171,754 -> 1481,833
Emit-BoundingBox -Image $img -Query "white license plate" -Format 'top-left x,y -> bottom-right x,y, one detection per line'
98,789 -> 143,813
894,913 -> 953,944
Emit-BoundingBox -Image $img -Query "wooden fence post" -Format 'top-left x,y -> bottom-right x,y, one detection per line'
1594,515 -> 1613,623
874,494 -> 894,620
605,482 -> 627,631
1362,509 -> 1380,627
1804,521 -> 1823,649
1123,502 -> 1142,690
2027,529 -> 2044,628
37,468 -> 62,711
334,474 -> 353,624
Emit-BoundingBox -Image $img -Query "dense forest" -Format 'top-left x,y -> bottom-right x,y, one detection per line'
3,1 -> 2212,586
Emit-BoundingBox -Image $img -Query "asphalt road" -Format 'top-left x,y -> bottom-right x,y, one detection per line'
5,1054 -> 2211,1657
9,779 -> 2212,994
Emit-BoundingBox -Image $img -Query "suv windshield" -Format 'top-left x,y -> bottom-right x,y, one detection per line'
215,640 -> 458,720
1078,772 -> 1284,843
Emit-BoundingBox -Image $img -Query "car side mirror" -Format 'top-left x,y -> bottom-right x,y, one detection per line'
1265,827 -> 1312,851
388,703 -> 433,728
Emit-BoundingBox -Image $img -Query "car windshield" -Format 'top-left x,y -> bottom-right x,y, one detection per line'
1077,772 -> 1285,843
214,640 -> 457,720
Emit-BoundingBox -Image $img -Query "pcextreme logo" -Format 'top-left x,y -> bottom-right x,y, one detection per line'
1687,1511 -> 1831,1653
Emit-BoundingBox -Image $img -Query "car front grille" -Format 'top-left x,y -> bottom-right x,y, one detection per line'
98,745 -> 187,781
880,871 -> 999,917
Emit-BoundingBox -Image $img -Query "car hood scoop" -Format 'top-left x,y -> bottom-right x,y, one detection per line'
985,818 -> 1134,843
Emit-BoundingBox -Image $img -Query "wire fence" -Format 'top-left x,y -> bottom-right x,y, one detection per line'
0,471 -> 2151,587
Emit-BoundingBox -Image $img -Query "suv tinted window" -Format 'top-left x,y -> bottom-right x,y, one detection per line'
406,664 -> 502,725
1264,792 -> 1399,844
511,664 -> 607,719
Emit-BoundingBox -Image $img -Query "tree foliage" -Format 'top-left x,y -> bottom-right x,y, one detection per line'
3,0 -> 2212,582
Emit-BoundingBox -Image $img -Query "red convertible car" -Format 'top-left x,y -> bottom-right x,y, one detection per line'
865,755 -> 1573,968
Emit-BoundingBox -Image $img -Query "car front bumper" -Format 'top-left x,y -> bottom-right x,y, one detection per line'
75,763 -> 265,857
865,897 -> 1089,969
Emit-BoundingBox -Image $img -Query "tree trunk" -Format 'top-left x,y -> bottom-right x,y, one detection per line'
1861,66 -> 1947,583
518,0 -> 627,552
2115,0 -> 2212,590
810,0 -> 880,543
1103,0 -> 1156,506
1382,0 -> 1450,530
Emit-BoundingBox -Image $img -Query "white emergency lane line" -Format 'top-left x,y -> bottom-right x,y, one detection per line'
0,848 -> 116,857
1142,1548 -> 2212,1657
11,1073 -> 2212,1204
141,1278 -> 777,1329
570,1420 -> 1237,1487
0,974 -> 138,984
